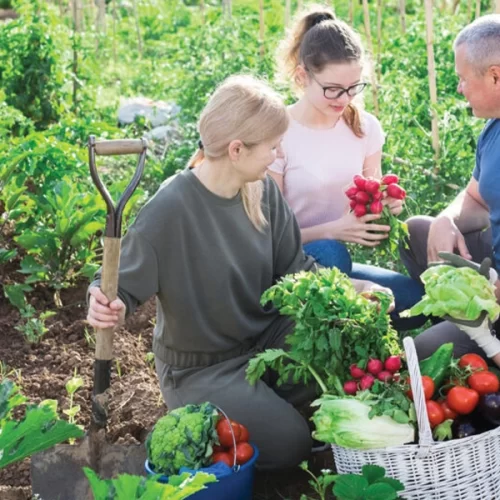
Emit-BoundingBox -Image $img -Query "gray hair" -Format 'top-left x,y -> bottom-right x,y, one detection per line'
454,15 -> 500,73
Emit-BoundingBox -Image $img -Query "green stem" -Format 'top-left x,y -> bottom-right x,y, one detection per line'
307,364 -> 328,394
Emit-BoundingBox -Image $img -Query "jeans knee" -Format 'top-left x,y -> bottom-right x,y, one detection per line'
304,239 -> 352,274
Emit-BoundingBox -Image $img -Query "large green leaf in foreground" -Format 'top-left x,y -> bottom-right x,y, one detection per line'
84,468 -> 216,500
0,379 -> 84,469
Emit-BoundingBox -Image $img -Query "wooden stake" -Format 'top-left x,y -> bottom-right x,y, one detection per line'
376,0 -> 382,81
200,0 -> 205,23
349,0 -> 354,25
424,0 -> 440,161
112,0 -> 117,63
131,0 -> 143,56
399,0 -> 406,34
496,0 -> 500,13
362,0 -> 379,115
73,0 -> 82,31
285,0 -> 291,28
297,0 -> 303,12
223,0 -> 232,19
467,0 -> 472,19
97,0 -> 106,34
475,0 -> 481,18
259,0 -> 265,59
71,0 -> 81,113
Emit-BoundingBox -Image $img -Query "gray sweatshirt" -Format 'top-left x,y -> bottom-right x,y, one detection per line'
91,169 -> 315,367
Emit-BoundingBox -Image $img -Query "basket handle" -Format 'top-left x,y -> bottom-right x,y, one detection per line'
215,405 -> 240,472
403,336 -> 434,453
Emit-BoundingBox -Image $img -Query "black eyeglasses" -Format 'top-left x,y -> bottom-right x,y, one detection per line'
306,69 -> 368,100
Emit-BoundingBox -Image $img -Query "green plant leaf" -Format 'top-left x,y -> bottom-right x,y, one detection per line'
364,482 -> 399,500
362,464 -> 386,484
0,380 -> 84,469
333,475 -> 369,500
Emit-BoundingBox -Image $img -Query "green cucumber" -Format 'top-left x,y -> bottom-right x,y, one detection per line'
419,342 -> 454,389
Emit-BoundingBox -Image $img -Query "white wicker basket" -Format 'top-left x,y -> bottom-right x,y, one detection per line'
332,337 -> 500,500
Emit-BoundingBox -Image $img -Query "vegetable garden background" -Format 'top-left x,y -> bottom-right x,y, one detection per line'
0,0 -> 498,498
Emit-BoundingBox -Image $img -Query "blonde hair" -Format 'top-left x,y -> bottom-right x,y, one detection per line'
188,75 -> 289,231
278,5 -> 365,138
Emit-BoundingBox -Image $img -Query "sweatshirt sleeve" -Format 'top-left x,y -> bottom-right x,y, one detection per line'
88,226 -> 159,317
266,176 -> 317,278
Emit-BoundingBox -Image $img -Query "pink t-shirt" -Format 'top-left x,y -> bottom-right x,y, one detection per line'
268,110 -> 385,229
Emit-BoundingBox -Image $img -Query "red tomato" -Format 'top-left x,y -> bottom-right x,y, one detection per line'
217,419 -> 241,447
459,353 -> 488,371
407,375 -> 435,401
234,442 -> 254,465
439,400 -> 458,420
364,179 -> 381,194
213,452 -> 233,467
353,174 -> 367,190
354,204 -> 367,217
447,386 -> 479,415
238,424 -> 250,442
381,174 -> 399,185
212,444 -> 225,453
426,400 -> 445,428
468,371 -> 500,395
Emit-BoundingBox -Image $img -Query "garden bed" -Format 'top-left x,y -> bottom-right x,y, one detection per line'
0,263 -> 332,499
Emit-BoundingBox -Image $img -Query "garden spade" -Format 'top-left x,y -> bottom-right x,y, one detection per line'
31,136 -> 149,500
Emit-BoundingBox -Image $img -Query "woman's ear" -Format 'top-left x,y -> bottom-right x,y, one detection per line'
228,139 -> 244,162
294,65 -> 308,88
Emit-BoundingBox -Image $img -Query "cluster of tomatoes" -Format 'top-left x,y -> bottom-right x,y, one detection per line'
212,417 -> 254,467
409,353 -> 500,429
345,173 -> 406,218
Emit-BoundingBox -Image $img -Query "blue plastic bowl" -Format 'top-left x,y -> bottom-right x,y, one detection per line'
145,443 -> 259,500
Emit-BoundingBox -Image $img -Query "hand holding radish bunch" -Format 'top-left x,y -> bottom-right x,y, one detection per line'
345,174 -> 408,258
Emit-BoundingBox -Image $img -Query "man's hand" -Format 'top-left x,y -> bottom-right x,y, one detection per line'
427,215 -> 471,263
352,279 -> 395,312
87,287 -> 126,329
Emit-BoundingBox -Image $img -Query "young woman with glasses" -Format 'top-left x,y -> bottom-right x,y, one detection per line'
268,7 -> 424,330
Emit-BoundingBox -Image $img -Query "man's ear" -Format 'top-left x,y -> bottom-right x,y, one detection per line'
294,65 -> 308,88
489,64 -> 500,85
228,139 -> 244,162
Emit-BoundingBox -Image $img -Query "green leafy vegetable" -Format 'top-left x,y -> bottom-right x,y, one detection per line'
311,395 -> 415,450
405,265 -> 500,322
84,467 -> 216,500
247,268 -> 400,394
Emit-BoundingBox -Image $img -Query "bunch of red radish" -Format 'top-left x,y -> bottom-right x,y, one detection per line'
343,355 -> 402,395
345,174 -> 406,218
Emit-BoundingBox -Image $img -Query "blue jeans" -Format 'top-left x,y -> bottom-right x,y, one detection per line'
303,239 -> 426,331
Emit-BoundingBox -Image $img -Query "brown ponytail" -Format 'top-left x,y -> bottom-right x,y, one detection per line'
278,5 -> 366,138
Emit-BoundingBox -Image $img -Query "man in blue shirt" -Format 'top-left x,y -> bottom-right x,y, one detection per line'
402,14 -> 500,368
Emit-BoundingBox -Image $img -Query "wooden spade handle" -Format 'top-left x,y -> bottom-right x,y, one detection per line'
95,237 -> 121,361
94,139 -> 146,156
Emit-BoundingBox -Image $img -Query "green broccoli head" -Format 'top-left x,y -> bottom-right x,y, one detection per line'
146,402 -> 219,476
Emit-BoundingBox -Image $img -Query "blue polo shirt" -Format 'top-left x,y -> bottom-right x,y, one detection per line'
472,119 -> 500,270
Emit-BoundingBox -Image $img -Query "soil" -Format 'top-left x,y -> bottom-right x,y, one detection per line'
0,264 -> 334,499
